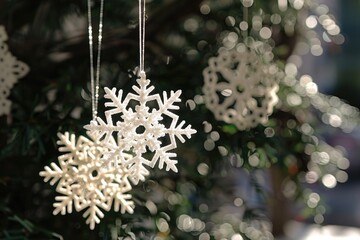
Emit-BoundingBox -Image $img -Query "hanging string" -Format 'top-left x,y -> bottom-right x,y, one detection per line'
139,0 -> 146,75
240,0 -> 253,39
87,0 -> 105,120
240,0 -> 255,39
243,5 -> 249,38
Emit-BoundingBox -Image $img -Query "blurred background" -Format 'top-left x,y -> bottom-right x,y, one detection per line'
282,0 -> 360,239
302,0 -> 360,227
0,0 -> 359,240
288,1 -> 360,239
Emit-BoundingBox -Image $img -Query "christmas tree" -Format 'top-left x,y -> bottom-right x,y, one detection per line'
1,0 -> 359,239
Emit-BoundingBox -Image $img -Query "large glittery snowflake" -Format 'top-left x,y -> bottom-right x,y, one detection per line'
202,42 -> 281,130
0,25 -> 29,116
85,72 -> 196,185
39,132 -> 134,230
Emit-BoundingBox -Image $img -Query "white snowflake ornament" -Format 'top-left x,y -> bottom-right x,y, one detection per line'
39,132 -> 134,230
0,25 -> 29,116
85,71 -> 196,185
202,42 -> 281,130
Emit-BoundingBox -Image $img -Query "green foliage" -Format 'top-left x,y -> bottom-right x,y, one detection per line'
0,0 -> 358,239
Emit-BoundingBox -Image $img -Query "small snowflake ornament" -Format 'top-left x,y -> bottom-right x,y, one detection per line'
0,25 -> 29,116
39,132 -> 134,230
202,41 -> 281,130
85,71 -> 196,184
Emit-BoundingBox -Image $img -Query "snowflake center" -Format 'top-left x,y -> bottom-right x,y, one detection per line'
237,84 -> 245,94
135,125 -> 146,134
91,169 -> 99,178
87,166 -> 101,181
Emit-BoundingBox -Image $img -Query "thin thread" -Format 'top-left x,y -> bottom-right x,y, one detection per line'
87,0 -> 105,120
87,0 -> 95,119
139,0 -> 146,73
243,5 -> 248,38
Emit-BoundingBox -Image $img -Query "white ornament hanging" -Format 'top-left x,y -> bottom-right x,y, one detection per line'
85,72 -> 196,185
0,25 -> 29,116
202,41 -> 280,130
39,132 -> 134,230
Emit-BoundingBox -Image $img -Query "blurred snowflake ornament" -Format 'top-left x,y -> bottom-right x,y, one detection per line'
0,25 -> 29,116
39,132 -> 134,230
85,71 -> 196,184
202,41 -> 281,130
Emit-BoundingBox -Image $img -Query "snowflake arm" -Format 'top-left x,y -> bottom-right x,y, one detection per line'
83,201 -> 104,230
114,193 -> 134,214
130,77 -> 159,103
149,145 -> 178,171
158,90 -> 181,113
57,132 -> 76,153
104,87 -> 130,128
124,155 -> 150,184
53,195 -> 74,215
104,87 -> 126,112
0,25 -> 29,116
39,163 -> 63,185
166,119 -> 196,143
